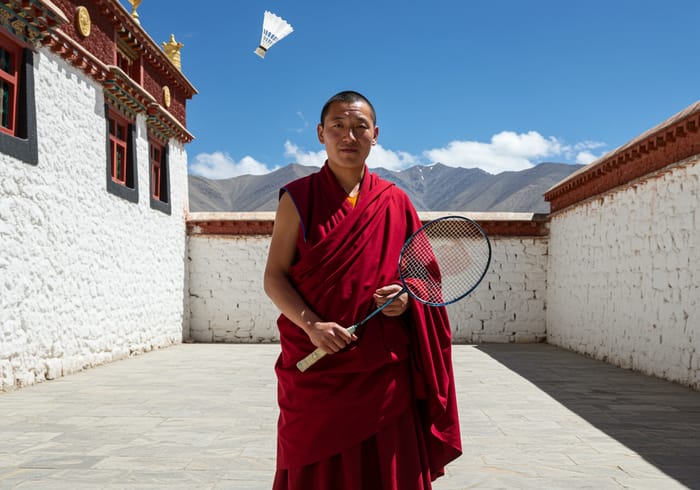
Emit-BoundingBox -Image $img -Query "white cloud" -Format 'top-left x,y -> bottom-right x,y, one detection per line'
422,131 -> 606,174
424,131 -> 563,174
189,151 -> 273,179
191,132 -> 608,178
288,111 -> 309,134
562,140 -> 606,164
284,141 -> 325,166
575,151 -> 599,165
283,141 -> 420,171
367,145 -> 421,171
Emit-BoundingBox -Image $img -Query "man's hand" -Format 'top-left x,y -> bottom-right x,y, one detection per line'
304,321 -> 357,354
374,284 -> 410,317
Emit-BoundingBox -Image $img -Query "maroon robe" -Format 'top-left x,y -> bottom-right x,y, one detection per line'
273,163 -> 461,489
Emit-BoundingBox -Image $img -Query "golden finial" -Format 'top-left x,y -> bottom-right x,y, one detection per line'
128,0 -> 141,24
162,34 -> 184,71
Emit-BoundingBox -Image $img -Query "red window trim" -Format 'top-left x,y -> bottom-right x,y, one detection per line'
149,138 -> 163,200
0,30 -> 21,136
108,109 -> 130,185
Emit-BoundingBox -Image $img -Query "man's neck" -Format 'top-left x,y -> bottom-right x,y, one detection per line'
327,161 -> 365,195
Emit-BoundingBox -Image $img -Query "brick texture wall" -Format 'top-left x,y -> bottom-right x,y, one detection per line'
185,218 -> 549,344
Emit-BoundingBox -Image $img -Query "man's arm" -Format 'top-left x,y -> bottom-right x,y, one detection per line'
263,192 -> 356,353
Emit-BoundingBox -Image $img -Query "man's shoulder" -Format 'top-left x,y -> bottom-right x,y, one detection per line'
368,169 -> 395,189
369,172 -> 407,198
367,172 -> 417,213
283,167 -> 320,193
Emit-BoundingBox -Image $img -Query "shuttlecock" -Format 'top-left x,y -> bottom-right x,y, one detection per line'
254,10 -> 294,58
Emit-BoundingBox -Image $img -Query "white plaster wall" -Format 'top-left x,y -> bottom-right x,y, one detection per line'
547,157 -> 700,389
0,50 -> 188,390
449,237 -> 548,343
187,235 -> 278,343
186,233 -> 548,344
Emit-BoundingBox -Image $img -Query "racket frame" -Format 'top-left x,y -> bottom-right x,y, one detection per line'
296,215 -> 491,372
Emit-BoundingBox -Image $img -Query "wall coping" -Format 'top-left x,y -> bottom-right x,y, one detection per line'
544,100 -> 700,213
185,211 -> 550,237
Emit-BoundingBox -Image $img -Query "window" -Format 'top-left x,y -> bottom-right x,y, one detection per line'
0,29 -> 37,165
116,38 -> 141,83
149,137 -> 171,214
105,106 -> 138,202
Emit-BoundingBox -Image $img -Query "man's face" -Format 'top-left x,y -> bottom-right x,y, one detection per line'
317,100 -> 378,170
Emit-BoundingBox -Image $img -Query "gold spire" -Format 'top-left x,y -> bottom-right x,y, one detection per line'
128,0 -> 141,24
162,34 -> 183,71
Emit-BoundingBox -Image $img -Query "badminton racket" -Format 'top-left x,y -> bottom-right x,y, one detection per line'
297,215 -> 491,372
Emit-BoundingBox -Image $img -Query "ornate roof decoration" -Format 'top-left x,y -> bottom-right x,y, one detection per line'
95,0 -> 197,98
30,0 -> 196,145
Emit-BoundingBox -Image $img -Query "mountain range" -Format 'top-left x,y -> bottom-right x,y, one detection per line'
188,162 -> 584,213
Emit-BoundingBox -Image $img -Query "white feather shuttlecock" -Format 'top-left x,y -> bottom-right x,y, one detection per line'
254,10 -> 294,58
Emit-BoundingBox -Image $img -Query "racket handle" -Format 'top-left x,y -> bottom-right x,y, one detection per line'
296,348 -> 327,372
296,325 -> 358,373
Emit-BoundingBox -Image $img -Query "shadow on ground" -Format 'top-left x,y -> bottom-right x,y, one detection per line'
475,343 -> 700,489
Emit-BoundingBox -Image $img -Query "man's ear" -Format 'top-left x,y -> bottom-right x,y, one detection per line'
317,124 -> 324,144
372,126 -> 379,145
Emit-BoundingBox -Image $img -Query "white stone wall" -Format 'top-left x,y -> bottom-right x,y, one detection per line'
185,233 -> 548,344
187,235 -> 278,343
0,50 -> 188,390
547,157 -> 700,389
449,237 -> 548,343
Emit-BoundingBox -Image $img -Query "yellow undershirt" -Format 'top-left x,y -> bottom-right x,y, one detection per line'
346,193 -> 359,208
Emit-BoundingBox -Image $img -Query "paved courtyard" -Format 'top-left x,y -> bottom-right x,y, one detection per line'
1,343 -> 699,489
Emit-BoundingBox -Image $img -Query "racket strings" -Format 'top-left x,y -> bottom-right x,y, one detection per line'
400,219 -> 491,305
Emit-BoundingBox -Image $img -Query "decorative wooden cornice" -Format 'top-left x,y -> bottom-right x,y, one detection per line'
146,102 -> 194,144
186,212 -> 550,238
94,0 -> 197,98
104,65 -> 155,118
42,28 -> 109,81
0,0 -> 68,45
545,100 -> 700,213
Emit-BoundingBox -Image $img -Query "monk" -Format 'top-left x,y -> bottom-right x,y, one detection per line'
264,90 -> 461,490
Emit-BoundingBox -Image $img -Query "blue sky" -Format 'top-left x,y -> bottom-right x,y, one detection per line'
120,0 -> 700,179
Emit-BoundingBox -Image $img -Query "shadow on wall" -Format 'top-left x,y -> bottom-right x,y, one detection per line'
476,344 -> 700,489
